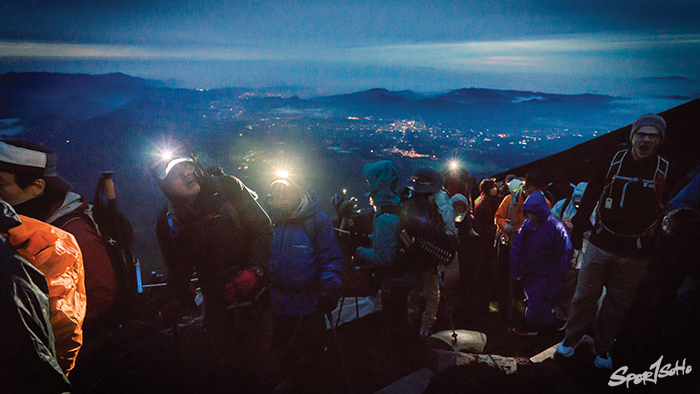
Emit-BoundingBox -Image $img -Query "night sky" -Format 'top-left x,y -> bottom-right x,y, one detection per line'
2,0 -> 700,96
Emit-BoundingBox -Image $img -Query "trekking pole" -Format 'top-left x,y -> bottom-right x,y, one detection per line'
325,312 -> 354,394
438,270 -> 458,343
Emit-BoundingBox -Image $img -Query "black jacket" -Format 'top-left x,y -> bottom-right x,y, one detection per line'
156,175 -> 273,311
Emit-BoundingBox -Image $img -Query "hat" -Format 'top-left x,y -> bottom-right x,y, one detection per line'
152,157 -> 194,180
630,114 -> 666,142
508,178 -> 522,194
148,138 -> 196,180
407,167 -> 444,194
0,141 -> 72,192
479,178 -> 496,194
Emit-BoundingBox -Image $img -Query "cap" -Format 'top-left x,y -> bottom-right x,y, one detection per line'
508,178 -> 522,194
0,141 -> 72,192
407,167 -> 444,194
154,157 -> 194,180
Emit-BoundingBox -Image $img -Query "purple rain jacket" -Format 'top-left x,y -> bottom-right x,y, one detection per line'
510,191 -> 572,282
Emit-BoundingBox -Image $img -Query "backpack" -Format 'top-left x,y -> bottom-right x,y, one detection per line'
378,196 -> 456,273
595,149 -> 669,246
52,196 -> 137,319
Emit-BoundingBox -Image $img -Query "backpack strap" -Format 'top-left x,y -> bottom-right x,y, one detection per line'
52,208 -> 99,235
596,151 -> 669,247
557,195 -> 573,219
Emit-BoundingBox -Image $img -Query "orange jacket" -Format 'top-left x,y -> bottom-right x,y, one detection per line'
5,215 -> 86,375
495,191 -> 552,244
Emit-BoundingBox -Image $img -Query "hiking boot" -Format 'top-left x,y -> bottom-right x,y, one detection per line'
555,339 -> 578,357
594,351 -> 613,370
511,325 -> 538,336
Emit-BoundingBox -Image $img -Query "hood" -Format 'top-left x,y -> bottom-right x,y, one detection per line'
292,188 -> 321,220
522,191 -> 550,221
45,192 -> 84,224
572,182 -> 588,202
271,188 -> 321,223
364,161 -> 400,206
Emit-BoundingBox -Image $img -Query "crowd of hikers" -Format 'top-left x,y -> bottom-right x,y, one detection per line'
2,113 -> 699,393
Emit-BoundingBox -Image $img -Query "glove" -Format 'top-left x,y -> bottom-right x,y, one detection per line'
318,288 -> 340,315
223,269 -> 259,304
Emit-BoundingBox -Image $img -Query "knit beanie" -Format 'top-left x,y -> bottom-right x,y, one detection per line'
630,114 -> 666,142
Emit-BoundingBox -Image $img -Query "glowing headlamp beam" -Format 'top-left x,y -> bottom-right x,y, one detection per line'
276,170 -> 289,179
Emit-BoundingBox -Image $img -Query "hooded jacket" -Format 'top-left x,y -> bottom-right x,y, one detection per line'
2,206 -> 86,375
510,191 -> 572,283
355,161 -> 413,287
156,174 -> 273,312
495,188 -> 552,245
268,188 -> 343,316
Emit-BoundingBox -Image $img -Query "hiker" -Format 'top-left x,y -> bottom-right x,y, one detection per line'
470,178 -> 503,314
0,140 -> 116,330
556,114 -> 676,370
404,167 -> 458,339
266,173 -> 343,392
0,200 -> 86,375
546,168 -> 575,204
494,169 -> 551,320
150,138 -> 274,391
509,191 -> 572,336
550,182 -> 593,322
0,204 -> 72,394
354,160 -> 415,375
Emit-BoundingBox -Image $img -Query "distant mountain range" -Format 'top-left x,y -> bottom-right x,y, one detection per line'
1,71 -> 698,274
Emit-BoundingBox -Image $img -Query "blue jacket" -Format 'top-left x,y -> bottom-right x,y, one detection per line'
667,172 -> 700,216
510,191 -> 572,282
355,161 -> 413,287
269,188 -> 343,316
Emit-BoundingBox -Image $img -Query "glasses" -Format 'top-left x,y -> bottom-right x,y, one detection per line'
168,162 -> 196,180
634,132 -> 661,140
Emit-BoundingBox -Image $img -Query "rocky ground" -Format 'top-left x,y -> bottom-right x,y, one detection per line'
65,286 -> 699,394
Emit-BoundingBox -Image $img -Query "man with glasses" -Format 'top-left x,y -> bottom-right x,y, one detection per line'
150,138 -> 274,392
556,114 -> 674,370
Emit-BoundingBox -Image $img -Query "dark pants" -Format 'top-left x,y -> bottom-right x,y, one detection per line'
204,299 -> 274,393
272,311 -> 326,387
381,284 -> 413,356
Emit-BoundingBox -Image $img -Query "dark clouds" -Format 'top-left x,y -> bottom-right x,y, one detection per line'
1,1 -> 699,94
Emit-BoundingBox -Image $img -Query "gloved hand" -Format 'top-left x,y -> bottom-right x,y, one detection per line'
503,224 -> 515,233
159,298 -> 185,326
318,288 -> 340,315
223,269 -> 259,304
